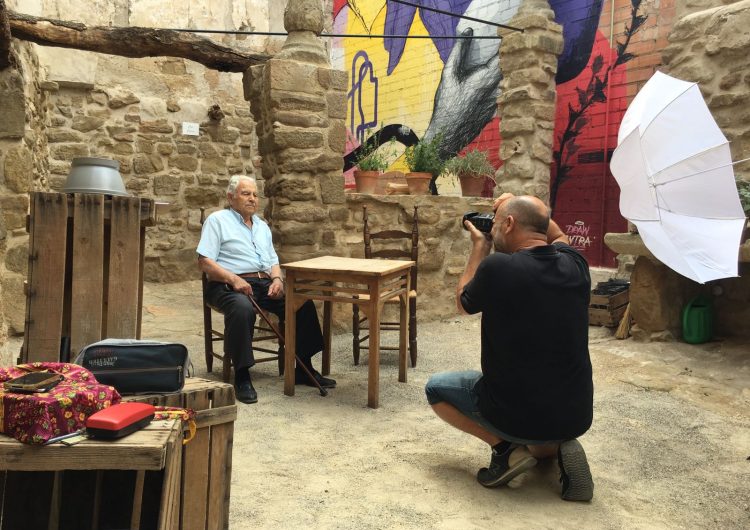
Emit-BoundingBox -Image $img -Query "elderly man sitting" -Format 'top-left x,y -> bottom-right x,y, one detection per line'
197,175 -> 335,404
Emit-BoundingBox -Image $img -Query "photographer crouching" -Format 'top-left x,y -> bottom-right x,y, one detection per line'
425,193 -> 594,501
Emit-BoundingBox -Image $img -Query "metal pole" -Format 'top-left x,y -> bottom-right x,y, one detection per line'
388,0 -> 524,33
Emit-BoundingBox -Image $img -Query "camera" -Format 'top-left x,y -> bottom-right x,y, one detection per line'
462,212 -> 494,233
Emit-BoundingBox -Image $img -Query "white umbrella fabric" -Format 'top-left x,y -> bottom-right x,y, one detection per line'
610,71 -> 746,284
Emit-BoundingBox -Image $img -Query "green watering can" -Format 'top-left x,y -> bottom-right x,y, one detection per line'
682,295 -> 713,344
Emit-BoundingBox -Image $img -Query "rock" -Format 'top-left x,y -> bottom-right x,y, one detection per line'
3,147 -> 33,192
71,115 -> 105,132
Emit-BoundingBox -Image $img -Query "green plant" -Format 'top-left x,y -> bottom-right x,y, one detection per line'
404,135 -> 444,177
354,131 -> 394,172
737,178 -> 750,217
445,149 -> 494,179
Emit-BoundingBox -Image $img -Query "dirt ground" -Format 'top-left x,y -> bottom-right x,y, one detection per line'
3,281 -> 748,529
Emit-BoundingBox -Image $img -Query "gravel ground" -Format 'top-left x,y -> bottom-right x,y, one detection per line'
3,280 -> 748,529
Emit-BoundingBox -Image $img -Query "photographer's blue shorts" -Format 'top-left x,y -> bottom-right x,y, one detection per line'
425,370 -> 556,445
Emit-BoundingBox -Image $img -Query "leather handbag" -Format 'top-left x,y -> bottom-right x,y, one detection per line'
74,339 -> 190,395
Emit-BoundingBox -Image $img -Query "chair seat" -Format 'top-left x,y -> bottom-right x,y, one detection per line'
355,289 -> 417,303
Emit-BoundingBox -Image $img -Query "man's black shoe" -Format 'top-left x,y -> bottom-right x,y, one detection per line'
235,380 -> 258,404
477,444 -> 537,488
558,439 -> 594,501
295,367 -> 336,389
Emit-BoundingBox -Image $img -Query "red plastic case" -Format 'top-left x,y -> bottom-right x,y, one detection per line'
85,402 -> 155,439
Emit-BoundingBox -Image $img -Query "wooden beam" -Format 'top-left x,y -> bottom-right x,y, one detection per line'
7,10 -> 270,73
0,1 -> 11,69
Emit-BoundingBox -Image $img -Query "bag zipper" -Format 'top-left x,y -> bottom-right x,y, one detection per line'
91,367 -> 183,375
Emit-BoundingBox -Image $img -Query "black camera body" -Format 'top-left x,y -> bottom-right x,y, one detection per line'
462,212 -> 494,233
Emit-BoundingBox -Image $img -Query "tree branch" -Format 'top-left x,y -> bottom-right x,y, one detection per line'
7,10 -> 270,73
1,1 -> 12,69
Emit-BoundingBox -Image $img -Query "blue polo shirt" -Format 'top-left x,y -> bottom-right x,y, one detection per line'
196,208 -> 279,274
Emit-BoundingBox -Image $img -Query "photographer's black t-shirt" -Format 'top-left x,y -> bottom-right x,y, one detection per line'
460,243 -> 593,441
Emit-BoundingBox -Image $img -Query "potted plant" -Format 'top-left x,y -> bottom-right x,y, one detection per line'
353,132 -> 394,194
404,135 -> 444,195
445,149 -> 496,197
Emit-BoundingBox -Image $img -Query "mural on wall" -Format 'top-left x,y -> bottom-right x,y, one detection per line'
332,0 -> 662,267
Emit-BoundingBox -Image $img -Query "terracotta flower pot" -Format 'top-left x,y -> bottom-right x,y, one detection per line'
405,172 -> 432,195
458,173 -> 493,197
353,170 -> 381,194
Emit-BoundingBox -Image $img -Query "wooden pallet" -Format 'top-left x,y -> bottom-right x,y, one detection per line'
127,378 -> 237,530
589,289 -> 629,327
0,420 -> 182,530
21,192 -> 157,363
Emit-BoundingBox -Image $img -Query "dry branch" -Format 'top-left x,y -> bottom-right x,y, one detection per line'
1,1 -> 11,69
8,10 -> 270,72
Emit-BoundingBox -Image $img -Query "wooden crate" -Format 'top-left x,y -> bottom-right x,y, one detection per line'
0,419 -> 182,530
21,192 -> 157,363
589,289 -> 629,327
127,378 -> 237,530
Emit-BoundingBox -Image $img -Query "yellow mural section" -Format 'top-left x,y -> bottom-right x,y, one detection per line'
342,2 -> 443,141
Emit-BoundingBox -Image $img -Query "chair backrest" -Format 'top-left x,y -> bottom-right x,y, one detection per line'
363,205 -> 419,290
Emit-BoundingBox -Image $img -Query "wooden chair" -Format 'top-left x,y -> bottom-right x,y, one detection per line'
352,205 -> 419,367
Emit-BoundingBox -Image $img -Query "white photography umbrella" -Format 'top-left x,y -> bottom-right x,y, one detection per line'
610,71 -> 747,284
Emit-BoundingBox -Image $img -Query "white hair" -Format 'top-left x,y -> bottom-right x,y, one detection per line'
226,175 -> 257,196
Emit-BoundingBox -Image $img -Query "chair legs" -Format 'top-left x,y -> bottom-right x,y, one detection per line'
351,302 -> 417,367
409,298 -> 417,368
203,300 -> 214,373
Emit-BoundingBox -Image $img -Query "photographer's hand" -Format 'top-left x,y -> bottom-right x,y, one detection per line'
464,219 -> 492,256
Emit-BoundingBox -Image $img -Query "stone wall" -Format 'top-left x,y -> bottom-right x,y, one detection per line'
42,84 -> 258,282
0,41 -> 48,342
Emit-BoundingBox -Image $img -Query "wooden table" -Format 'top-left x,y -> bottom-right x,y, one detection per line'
283,256 -> 414,408
0,419 -> 182,530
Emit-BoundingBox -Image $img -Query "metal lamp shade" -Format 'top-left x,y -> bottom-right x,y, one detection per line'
63,157 -> 128,196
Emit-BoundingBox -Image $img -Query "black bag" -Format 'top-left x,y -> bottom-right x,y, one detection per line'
74,339 -> 190,394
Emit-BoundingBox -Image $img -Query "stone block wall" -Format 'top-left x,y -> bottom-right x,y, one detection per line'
0,42 -> 48,341
41,84 -> 258,282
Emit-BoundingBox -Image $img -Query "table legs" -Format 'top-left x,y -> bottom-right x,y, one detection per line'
284,273 -> 297,397
322,295 -> 332,376
282,271 -> 409,408
366,278 -> 380,409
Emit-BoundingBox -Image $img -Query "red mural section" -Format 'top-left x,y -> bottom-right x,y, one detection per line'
551,0 -> 676,267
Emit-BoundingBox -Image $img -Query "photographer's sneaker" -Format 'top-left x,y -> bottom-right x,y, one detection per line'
558,439 -> 594,501
477,444 -> 537,488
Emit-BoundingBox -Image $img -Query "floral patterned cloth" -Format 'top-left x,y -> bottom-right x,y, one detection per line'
0,362 -> 121,445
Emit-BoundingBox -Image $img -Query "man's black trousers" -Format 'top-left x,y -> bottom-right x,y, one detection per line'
205,277 -> 324,371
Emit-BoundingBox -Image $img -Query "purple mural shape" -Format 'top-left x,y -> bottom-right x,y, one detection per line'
384,0 -> 472,75
348,50 -> 380,144
383,0 -> 603,84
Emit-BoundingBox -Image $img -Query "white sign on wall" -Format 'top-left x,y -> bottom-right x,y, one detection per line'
182,122 -> 200,136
